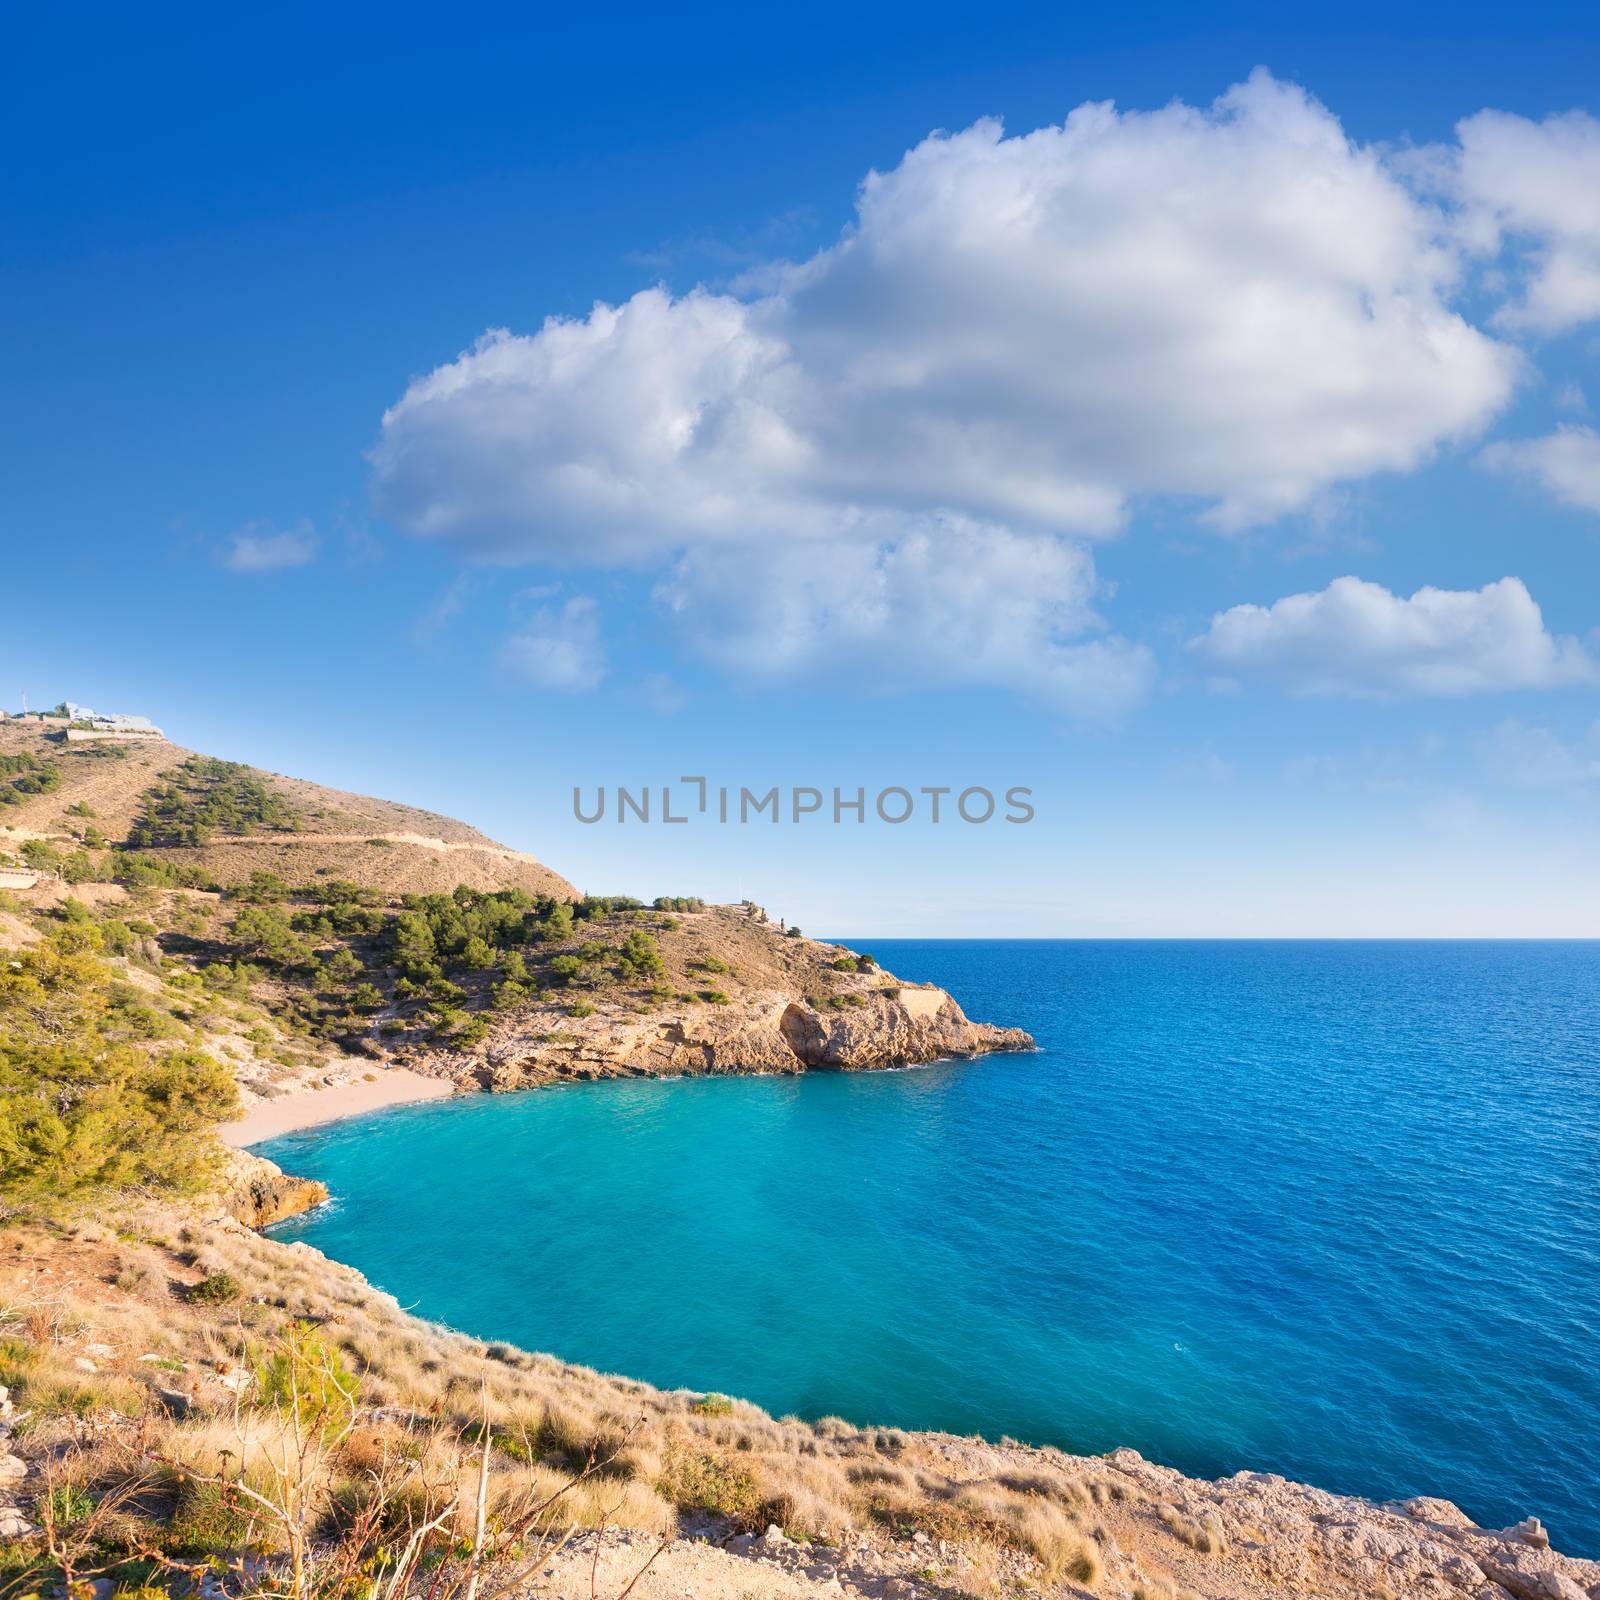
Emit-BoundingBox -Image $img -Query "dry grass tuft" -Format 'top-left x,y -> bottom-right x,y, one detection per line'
1158,1501 -> 1226,1554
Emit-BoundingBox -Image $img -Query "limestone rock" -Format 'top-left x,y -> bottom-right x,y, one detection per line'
431,984 -> 1032,1092
218,1148 -> 328,1229
1537,1575 -> 1591,1600
0,1509 -> 36,1540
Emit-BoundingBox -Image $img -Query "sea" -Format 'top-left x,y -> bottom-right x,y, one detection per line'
259,939 -> 1600,1555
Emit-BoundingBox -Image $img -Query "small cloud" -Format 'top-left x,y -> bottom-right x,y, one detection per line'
1474,718 -> 1600,787
1170,748 -> 1235,786
1482,425 -> 1600,515
500,595 -> 605,692
413,573 -> 478,643
1188,575 -> 1597,697
641,673 -> 687,714
222,520 -> 318,574
342,522 -> 387,567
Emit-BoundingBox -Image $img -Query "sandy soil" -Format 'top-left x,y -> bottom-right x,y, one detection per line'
219,1067 -> 455,1147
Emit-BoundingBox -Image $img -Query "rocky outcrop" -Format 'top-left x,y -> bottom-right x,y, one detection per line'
1075,1447 -> 1600,1600
217,1148 -> 328,1228
415,984 -> 1033,1091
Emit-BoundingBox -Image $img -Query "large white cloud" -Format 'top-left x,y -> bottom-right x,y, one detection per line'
1187,576 -> 1597,697
1483,425 -> 1600,515
1450,109 -> 1600,334
376,71 -> 1515,549
370,71 -> 1538,710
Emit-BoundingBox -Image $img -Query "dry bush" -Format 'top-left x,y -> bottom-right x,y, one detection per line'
1158,1502 -> 1226,1554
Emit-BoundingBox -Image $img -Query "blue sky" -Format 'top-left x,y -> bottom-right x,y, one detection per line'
5,1 -> 1600,935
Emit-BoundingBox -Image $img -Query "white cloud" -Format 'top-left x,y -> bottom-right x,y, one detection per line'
1188,575 -> 1597,697
654,517 -> 1154,718
1483,425 -> 1600,515
499,595 -> 605,692
1449,109 -> 1600,334
369,71 -> 1528,711
1475,718 -> 1600,787
222,521 -> 318,574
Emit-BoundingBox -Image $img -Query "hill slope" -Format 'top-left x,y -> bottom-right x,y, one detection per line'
0,721 -> 577,898
0,718 -> 1030,1128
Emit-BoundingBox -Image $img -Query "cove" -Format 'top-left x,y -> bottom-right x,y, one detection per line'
259,939 -> 1600,1556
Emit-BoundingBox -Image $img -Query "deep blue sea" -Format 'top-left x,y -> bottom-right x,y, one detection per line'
259,941 -> 1600,1555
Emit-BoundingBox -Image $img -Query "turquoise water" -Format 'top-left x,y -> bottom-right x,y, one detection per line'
260,940 -> 1600,1555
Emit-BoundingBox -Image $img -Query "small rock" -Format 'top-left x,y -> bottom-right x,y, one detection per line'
762,1523 -> 787,1545
0,1454 -> 26,1485
1537,1574 -> 1589,1600
155,1388 -> 192,1418
71,1357 -> 97,1374
1399,1495 -> 1475,1528
0,1510 -> 37,1539
884,1582 -> 914,1599
1507,1516 -> 1551,1549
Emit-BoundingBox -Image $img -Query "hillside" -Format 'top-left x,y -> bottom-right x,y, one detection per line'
0,721 -> 576,899
0,720 -> 1030,1156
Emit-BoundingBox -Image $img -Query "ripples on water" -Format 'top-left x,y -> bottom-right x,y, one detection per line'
261,940 -> 1600,1555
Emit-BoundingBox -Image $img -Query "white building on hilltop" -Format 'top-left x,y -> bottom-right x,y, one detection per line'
60,701 -> 164,738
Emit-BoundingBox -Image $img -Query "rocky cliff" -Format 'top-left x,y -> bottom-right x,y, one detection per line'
217,1148 -> 329,1228
417,981 -> 1033,1090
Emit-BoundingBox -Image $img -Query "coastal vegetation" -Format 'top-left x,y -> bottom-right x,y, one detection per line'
0,918 -> 238,1201
127,757 -> 302,848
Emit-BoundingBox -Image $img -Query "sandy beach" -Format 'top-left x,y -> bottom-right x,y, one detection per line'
220,1068 -> 456,1147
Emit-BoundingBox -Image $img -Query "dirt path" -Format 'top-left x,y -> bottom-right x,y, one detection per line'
199,829 -> 542,863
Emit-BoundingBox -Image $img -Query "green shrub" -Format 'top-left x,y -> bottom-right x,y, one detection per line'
127,757 -> 300,848
0,930 -> 239,1200
618,930 -> 664,979
657,1446 -> 762,1525
168,1478 -> 265,1555
190,1272 -> 241,1305
255,1321 -> 359,1431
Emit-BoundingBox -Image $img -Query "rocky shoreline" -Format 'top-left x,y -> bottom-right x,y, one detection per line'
408,981 -> 1034,1091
